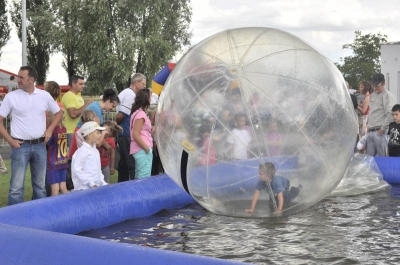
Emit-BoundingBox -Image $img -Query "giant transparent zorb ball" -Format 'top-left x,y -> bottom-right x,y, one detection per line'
156,27 -> 358,217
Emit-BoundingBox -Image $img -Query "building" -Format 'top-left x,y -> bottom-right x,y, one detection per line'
381,42 -> 400,104
0,68 -> 18,87
0,69 -> 18,100
0,68 -> 70,99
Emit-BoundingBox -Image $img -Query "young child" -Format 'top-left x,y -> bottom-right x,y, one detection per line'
227,113 -> 251,160
46,110 -> 68,196
387,104 -> 400,157
68,110 -> 97,159
265,120 -> 282,156
245,162 -> 300,216
197,123 -> 216,166
98,120 -> 123,182
71,121 -> 108,190
66,110 -> 98,191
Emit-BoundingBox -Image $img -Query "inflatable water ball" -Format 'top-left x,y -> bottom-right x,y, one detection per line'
155,27 -> 358,217
330,154 -> 390,197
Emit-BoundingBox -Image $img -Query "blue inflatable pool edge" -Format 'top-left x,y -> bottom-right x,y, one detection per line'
0,223 -> 242,265
374,156 -> 400,184
0,156 -> 399,264
0,174 -> 245,265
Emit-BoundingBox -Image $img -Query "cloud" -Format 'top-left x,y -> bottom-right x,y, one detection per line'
190,0 -> 400,64
1,0 -> 399,85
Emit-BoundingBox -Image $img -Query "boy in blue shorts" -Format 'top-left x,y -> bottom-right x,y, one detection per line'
245,162 -> 300,216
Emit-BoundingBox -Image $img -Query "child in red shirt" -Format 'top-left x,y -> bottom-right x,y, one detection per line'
98,120 -> 123,182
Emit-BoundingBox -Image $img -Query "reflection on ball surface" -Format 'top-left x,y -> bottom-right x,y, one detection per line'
156,27 -> 358,217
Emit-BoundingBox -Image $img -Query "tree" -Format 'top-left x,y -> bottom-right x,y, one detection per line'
73,0 -> 139,94
335,31 -> 387,90
0,0 -> 11,58
11,0 -> 52,85
47,0 -> 87,84
48,0 -> 192,94
135,0 -> 192,86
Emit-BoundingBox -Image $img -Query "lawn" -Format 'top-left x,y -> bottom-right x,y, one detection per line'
0,159 -> 118,208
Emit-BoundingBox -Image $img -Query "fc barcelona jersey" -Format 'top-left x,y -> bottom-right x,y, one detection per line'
47,125 -> 68,170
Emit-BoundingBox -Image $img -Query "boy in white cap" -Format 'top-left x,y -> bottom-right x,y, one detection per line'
71,121 -> 108,190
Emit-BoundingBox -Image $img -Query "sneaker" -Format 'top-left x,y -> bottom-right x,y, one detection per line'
0,157 -> 7,174
357,135 -> 367,150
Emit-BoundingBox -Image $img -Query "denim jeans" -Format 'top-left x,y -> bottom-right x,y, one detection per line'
8,143 -> 47,205
117,136 -> 135,182
366,130 -> 388,156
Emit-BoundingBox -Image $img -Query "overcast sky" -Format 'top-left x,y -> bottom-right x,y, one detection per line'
0,0 -> 399,85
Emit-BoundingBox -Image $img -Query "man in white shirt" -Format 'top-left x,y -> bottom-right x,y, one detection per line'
115,73 -> 146,182
150,87 -> 159,105
0,66 -> 63,205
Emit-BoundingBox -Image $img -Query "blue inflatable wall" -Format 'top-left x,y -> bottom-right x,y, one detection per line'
375,157 -> 400,184
0,156 -> 398,264
0,175 -> 245,264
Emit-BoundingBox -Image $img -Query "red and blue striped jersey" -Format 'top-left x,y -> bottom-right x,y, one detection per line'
47,125 -> 68,171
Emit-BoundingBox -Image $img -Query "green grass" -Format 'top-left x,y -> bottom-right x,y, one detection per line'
0,159 -> 118,208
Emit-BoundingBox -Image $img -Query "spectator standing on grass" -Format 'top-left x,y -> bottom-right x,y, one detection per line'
71,121 -> 107,190
76,88 -> 119,127
61,75 -> 93,148
130,88 -> 153,179
68,110 -> 98,159
46,110 -> 68,196
44,81 -> 65,195
0,66 -> 62,205
99,120 -> 123,182
115,73 -> 146,182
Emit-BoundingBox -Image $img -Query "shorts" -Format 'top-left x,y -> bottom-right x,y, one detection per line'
269,186 -> 301,211
46,169 -> 67,184
132,148 -> 153,179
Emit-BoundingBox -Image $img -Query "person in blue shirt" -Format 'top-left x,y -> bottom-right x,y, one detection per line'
76,88 -> 119,127
245,162 -> 300,216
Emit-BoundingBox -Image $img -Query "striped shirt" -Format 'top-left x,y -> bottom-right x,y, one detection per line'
47,125 -> 68,171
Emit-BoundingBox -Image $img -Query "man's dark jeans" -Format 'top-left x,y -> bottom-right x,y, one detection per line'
117,136 -> 135,182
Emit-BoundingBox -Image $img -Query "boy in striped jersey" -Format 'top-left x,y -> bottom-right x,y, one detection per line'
46,111 -> 68,196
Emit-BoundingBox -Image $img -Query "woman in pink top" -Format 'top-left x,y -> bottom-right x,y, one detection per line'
130,88 -> 153,178
357,81 -> 372,144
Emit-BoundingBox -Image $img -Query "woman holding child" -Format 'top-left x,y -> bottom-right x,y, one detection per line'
357,81 -> 373,142
77,88 -> 119,127
130,88 -> 153,179
69,89 -> 119,157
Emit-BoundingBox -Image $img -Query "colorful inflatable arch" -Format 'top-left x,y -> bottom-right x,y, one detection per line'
151,63 -> 176,95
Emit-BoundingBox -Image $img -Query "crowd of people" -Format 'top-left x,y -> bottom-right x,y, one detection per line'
0,66 -> 399,208
350,73 -> 400,157
0,67 -> 160,206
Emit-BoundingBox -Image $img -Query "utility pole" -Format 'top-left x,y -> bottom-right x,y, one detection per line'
22,0 -> 27,66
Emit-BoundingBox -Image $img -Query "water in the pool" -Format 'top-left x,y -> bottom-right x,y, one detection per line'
78,184 -> 400,264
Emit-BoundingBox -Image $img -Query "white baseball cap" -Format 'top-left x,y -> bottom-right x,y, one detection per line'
80,121 -> 106,137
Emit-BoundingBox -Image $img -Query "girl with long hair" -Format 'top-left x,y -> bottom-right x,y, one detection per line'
130,88 -> 153,178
